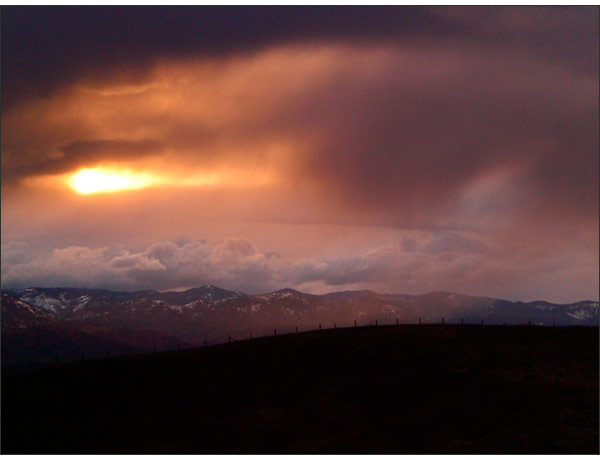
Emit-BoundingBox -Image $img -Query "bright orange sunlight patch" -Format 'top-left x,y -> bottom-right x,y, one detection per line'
64,166 -> 278,195
69,168 -> 157,194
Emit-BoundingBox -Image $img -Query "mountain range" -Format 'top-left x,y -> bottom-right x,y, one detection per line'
2,285 -> 598,367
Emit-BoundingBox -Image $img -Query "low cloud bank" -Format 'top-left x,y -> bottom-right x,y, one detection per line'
3,235 -> 597,303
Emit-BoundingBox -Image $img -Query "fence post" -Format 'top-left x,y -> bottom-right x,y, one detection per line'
204,339 -> 207,347
396,318 -> 399,326
418,317 -> 421,326
274,328 -> 277,336
354,320 -> 357,327
442,317 -> 445,325
334,322 -> 337,329
375,319 -> 378,326
319,323 -> 322,330
481,319 -> 484,325
528,320 -> 531,326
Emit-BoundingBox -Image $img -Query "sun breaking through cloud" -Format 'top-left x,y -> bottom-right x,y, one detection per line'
65,165 -> 279,195
69,168 -> 158,194
1,6 -> 598,302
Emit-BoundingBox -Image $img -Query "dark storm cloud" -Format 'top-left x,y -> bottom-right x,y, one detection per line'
3,139 -> 164,181
292,45 -> 598,229
6,6 -> 595,107
1,6 -> 460,108
429,6 -> 598,75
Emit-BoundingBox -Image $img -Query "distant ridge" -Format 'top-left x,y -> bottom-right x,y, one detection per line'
2,286 -> 598,367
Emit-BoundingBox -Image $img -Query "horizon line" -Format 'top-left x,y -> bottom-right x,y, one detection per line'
2,284 -> 598,305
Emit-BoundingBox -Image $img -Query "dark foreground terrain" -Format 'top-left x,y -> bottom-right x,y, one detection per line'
2,325 -> 598,454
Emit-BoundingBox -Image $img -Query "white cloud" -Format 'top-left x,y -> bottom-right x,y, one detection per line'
2,231 -> 597,303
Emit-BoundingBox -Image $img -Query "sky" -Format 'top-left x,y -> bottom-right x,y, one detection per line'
1,6 -> 598,302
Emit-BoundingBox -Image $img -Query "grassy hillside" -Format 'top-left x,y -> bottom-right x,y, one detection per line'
2,325 -> 598,454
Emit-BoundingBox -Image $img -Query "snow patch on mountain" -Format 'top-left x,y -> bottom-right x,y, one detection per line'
382,304 -> 398,314
533,303 -> 559,311
18,292 -> 63,313
73,295 -> 91,312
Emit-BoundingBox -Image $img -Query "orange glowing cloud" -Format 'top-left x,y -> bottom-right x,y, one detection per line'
1,43 -> 386,193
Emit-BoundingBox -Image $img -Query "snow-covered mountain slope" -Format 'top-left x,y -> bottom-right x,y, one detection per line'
1,293 -> 57,328
2,286 -> 597,367
3,286 -> 597,341
5,285 -> 246,318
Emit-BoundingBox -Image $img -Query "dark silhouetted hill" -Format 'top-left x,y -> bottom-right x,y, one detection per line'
2,325 -> 598,454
